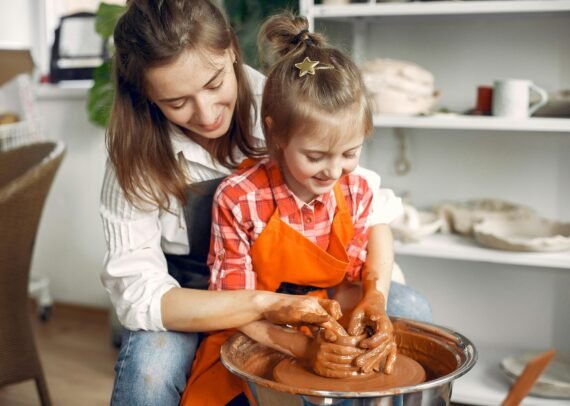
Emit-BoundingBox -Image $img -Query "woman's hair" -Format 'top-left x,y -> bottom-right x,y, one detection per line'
258,12 -> 373,159
107,0 -> 262,210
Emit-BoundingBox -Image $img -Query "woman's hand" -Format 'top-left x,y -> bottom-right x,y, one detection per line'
262,294 -> 342,327
348,289 -> 397,374
303,328 -> 364,378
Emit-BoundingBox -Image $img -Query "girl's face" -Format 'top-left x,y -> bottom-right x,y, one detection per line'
145,48 -> 238,141
277,110 -> 365,203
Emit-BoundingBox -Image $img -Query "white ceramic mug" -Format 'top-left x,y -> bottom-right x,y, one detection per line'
492,79 -> 548,118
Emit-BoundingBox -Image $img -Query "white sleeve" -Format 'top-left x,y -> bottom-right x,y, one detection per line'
99,160 -> 179,331
352,165 -> 404,226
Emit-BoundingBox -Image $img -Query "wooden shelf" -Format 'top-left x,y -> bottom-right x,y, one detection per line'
373,115 -> 570,132
452,346 -> 569,405
395,233 -> 570,269
309,1 -> 570,18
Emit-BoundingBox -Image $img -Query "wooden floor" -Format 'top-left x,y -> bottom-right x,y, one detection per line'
0,303 -> 118,406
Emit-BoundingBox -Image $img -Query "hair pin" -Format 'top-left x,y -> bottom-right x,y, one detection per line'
294,57 -> 334,78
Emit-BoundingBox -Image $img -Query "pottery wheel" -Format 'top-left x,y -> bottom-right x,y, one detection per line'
273,354 -> 426,392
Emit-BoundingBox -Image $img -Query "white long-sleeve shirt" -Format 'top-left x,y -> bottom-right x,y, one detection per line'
99,66 -> 403,331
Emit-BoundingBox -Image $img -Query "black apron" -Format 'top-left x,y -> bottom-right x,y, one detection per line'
164,176 -> 318,295
164,178 -> 224,290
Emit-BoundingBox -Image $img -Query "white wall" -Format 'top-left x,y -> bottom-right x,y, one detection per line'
0,0 -> 32,47
32,88 -> 109,308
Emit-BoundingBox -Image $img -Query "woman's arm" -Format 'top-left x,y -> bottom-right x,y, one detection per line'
161,288 -> 336,332
239,321 -> 362,378
161,177 -> 342,332
100,162 -> 179,331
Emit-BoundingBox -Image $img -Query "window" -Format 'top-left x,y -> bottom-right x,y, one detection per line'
33,0 -> 125,76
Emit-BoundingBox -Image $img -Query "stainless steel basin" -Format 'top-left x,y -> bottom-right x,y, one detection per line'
220,317 -> 477,405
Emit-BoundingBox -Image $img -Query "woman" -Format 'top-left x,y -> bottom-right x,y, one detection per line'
100,0 -> 431,404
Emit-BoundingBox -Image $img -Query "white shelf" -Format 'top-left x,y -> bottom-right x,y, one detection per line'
395,234 -> 570,269
452,346 -> 569,406
310,1 -> 570,18
35,82 -> 91,101
373,115 -> 570,132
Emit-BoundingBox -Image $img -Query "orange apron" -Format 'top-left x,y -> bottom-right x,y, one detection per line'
181,168 -> 356,406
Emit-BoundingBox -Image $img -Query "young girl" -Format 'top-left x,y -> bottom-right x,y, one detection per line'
182,12 -> 401,405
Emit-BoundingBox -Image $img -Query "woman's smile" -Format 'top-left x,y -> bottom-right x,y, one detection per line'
197,112 -> 224,132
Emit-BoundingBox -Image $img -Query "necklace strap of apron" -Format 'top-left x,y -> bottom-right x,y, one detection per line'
332,181 -> 349,214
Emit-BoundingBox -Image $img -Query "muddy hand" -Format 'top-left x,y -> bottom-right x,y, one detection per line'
305,329 -> 364,378
263,295 -> 341,326
321,316 -> 349,338
348,290 -> 397,374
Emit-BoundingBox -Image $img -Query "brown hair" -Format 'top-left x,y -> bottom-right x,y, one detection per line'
257,11 -> 373,159
107,0 -> 263,210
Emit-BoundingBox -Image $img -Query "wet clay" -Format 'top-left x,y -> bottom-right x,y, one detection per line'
220,318 -> 468,396
273,354 -> 425,392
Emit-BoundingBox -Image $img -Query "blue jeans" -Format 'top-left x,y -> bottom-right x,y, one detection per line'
110,282 -> 431,405
386,281 -> 432,322
110,329 -> 199,406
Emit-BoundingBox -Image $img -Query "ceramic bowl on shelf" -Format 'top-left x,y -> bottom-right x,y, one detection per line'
436,198 -> 535,236
391,204 -> 443,242
500,351 -> 570,398
473,217 -> 570,252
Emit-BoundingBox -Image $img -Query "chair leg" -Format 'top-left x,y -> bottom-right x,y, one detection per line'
35,376 -> 52,406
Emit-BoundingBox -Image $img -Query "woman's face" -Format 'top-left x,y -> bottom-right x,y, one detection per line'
145,48 -> 238,141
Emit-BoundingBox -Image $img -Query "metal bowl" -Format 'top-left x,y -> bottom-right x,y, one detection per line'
220,317 -> 477,405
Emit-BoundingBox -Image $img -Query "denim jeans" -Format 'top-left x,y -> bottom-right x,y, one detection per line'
110,329 -> 199,406
386,281 -> 432,322
110,282 -> 431,405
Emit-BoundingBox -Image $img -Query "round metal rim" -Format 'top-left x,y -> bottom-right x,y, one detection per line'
220,318 -> 478,398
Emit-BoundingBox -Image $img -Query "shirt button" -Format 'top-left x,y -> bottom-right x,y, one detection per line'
306,216 -> 313,224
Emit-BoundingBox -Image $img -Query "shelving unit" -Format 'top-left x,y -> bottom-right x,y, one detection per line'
374,115 -> 570,132
303,0 -> 570,25
395,233 -> 570,269
301,1 -> 570,405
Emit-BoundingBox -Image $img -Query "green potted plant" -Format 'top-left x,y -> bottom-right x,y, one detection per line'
86,2 -> 125,128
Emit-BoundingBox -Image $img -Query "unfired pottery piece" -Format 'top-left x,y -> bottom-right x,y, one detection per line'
391,204 -> 443,242
436,198 -> 534,236
500,351 -> 570,398
473,217 -> 570,252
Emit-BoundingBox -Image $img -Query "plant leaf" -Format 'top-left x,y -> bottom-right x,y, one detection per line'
87,62 -> 114,128
95,3 -> 126,39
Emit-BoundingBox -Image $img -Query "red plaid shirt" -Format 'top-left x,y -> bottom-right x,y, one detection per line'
208,159 -> 374,291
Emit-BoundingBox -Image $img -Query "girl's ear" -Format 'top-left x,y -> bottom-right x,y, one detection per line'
229,48 -> 237,64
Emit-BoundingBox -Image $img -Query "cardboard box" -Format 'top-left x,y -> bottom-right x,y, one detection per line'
0,48 -> 34,87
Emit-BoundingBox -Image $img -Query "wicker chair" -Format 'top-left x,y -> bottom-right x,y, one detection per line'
0,141 -> 65,406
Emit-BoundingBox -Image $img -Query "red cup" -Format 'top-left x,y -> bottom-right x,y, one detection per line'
475,86 -> 493,115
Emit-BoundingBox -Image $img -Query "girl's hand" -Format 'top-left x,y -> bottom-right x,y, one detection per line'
262,294 -> 342,326
348,290 -> 397,374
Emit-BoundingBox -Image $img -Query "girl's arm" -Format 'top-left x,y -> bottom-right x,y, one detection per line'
348,223 -> 397,374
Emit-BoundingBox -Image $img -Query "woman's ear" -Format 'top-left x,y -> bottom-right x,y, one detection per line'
264,116 -> 273,130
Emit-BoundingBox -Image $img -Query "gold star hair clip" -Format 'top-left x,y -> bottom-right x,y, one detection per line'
294,57 -> 334,78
